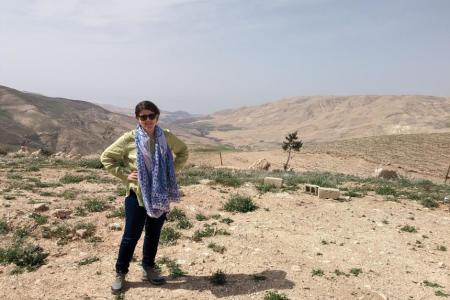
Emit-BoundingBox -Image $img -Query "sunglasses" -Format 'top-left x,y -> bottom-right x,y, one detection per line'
138,113 -> 157,121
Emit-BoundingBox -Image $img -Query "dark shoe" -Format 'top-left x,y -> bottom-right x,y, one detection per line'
143,267 -> 166,285
111,273 -> 125,294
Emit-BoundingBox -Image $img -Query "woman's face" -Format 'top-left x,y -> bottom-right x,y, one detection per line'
137,109 -> 159,134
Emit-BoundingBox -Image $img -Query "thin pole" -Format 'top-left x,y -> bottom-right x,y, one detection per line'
445,165 -> 450,184
219,152 -> 223,166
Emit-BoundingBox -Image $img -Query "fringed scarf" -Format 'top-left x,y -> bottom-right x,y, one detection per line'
135,125 -> 180,218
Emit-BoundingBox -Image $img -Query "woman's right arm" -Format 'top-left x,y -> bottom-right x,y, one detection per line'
100,134 -> 129,183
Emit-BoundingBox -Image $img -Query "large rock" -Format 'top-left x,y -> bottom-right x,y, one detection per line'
248,159 -> 271,171
373,168 -> 398,179
34,203 -> 49,212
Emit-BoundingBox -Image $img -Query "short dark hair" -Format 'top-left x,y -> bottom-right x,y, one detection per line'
135,100 -> 160,117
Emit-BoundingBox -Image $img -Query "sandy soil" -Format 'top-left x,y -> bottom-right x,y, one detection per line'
1,158 -> 449,300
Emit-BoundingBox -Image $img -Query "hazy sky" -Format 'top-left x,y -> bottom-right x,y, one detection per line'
1,0 -> 449,114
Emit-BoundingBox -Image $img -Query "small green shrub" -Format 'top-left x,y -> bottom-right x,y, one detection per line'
423,280 -> 443,288
311,269 -> 324,277
0,220 -> 10,235
0,244 -> 48,271
116,185 -> 127,197
157,257 -> 186,277
420,198 -> 439,208
210,270 -> 226,285
84,198 -> 107,212
349,268 -> 362,276
30,213 -> 48,225
375,185 -> 397,196
78,159 -> 104,169
256,183 -> 278,194
436,245 -> 447,251
400,225 -> 417,233
167,208 -> 192,229
106,207 -> 125,219
208,242 -> 226,254
195,213 -> 209,221
224,194 -> 257,213
78,256 -> 100,266
59,190 -> 77,200
14,227 -> 31,241
60,174 -> 84,184
220,217 -> 234,225
435,290 -> 449,297
73,222 -> 96,239
160,227 -> 181,246
264,291 -> 290,300
191,224 -> 229,242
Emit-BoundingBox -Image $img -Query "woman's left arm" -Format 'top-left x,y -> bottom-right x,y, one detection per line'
165,130 -> 189,172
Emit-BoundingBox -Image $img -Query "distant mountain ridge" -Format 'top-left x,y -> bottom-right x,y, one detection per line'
189,95 -> 450,149
0,85 -> 136,154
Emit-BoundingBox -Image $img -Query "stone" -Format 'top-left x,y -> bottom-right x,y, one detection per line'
263,177 -> 283,188
373,168 -> 398,179
34,203 -> 49,212
318,187 -> 340,199
52,209 -> 72,219
109,223 -> 122,231
304,184 -> 319,196
248,158 -> 271,171
75,229 -> 88,238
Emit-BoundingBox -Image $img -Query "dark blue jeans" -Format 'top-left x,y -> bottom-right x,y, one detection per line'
115,190 -> 166,274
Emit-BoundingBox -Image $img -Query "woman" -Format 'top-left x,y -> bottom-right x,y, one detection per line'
101,100 -> 188,294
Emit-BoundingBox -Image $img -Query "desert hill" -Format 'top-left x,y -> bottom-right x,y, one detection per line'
0,85 -> 136,155
185,95 -> 450,149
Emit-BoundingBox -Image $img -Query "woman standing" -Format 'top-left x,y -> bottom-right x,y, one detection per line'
101,100 -> 188,294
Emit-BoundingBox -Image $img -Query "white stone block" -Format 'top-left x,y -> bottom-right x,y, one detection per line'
318,187 -> 340,199
263,177 -> 283,188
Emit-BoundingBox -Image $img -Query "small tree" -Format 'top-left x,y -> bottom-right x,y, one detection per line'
282,131 -> 303,171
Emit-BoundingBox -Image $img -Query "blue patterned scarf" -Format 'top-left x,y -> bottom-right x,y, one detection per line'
135,125 -> 180,218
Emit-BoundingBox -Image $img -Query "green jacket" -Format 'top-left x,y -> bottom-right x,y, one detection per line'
100,129 -> 188,206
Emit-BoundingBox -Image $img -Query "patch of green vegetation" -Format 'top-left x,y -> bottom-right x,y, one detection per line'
84,198 -> 107,212
43,223 -> 71,244
334,269 -> 349,277
264,291 -> 290,300
39,191 -> 56,197
14,227 -> 31,241
208,242 -> 226,254
0,244 -> 48,272
311,268 -> 324,277
167,208 -> 192,229
191,224 -> 230,242
160,227 -> 181,246
116,185 -> 127,197
220,217 -> 234,225
60,173 -> 85,184
106,207 -> 125,219
210,270 -> 226,285
78,159 -> 104,169
436,245 -> 447,251
0,220 -> 10,234
375,185 -> 397,196
195,213 -> 209,221
400,225 -> 417,233
7,173 -> 23,180
223,194 -> 257,213
435,290 -> 449,297
256,183 -> 278,194
78,256 -> 100,266
420,197 -> 439,208
74,206 -> 87,217
349,268 -> 363,276
423,280 -> 444,288
157,257 -> 186,278
73,222 -> 96,239
30,213 -> 48,225
214,170 -> 243,187
210,214 -> 222,220
25,164 -> 40,172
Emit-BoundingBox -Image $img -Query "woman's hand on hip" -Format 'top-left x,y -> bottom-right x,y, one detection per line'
127,171 -> 138,182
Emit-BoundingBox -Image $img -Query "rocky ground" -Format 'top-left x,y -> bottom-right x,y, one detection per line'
0,155 -> 449,300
